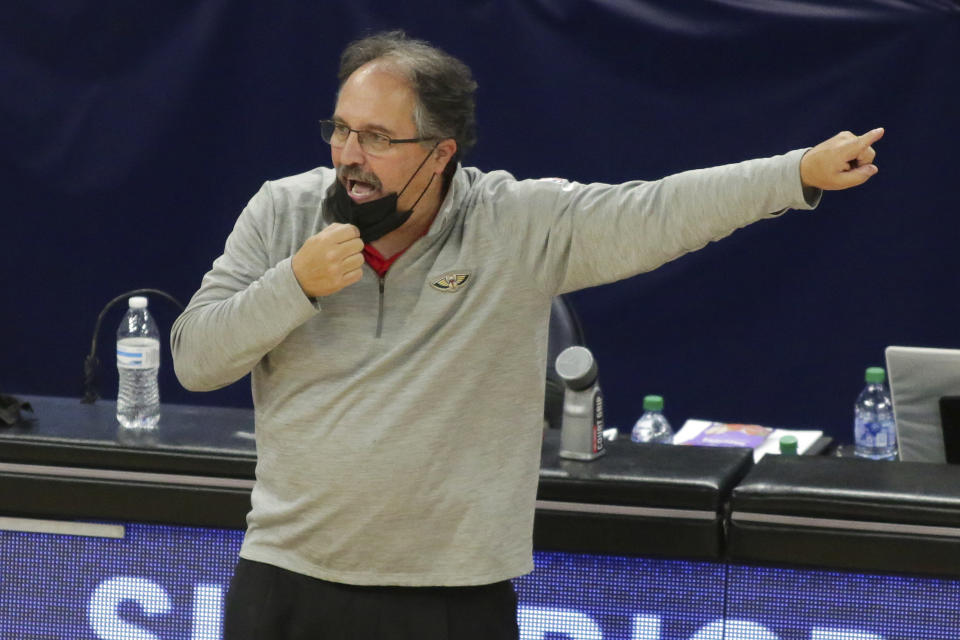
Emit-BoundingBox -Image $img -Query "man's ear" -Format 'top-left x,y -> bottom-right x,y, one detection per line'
433,138 -> 458,174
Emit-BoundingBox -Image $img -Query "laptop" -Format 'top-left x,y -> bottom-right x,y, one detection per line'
885,346 -> 960,463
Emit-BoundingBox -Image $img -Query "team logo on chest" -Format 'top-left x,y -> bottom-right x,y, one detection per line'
430,272 -> 471,292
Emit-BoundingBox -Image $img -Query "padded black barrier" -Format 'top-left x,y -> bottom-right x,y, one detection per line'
0,395 -> 256,476
1,396 -> 756,559
728,455 -> 960,577
0,395 -> 258,529
0,471 -> 253,530
8,396 -> 960,576
536,429 -> 754,559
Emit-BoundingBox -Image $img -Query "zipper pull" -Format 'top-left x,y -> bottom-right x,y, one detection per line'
376,276 -> 385,338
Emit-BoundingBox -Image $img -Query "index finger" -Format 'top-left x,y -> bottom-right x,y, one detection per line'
857,127 -> 885,148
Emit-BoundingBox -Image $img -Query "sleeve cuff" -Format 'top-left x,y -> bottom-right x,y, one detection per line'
277,255 -> 322,312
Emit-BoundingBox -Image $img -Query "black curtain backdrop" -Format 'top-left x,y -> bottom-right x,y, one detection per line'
3,1 -> 958,440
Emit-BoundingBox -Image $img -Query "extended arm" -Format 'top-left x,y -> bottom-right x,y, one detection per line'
501,129 -> 883,296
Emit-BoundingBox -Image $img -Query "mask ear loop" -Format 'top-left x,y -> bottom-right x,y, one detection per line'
407,173 -> 436,213
397,141 -> 442,200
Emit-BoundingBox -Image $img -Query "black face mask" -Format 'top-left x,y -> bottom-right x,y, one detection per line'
327,146 -> 437,244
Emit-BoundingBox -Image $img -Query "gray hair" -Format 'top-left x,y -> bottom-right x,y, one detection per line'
338,31 -> 478,182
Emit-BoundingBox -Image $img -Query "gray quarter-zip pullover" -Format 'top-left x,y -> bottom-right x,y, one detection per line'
171,150 -> 817,586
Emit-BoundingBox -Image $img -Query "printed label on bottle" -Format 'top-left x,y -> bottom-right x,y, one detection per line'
593,389 -> 605,454
117,338 -> 160,370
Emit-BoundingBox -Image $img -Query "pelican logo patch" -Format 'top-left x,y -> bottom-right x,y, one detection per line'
431,272 -> 471,292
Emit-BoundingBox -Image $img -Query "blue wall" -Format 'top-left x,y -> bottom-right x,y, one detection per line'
3,1 -> 959,440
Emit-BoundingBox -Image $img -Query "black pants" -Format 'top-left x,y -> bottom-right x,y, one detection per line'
223,558 -> 520,640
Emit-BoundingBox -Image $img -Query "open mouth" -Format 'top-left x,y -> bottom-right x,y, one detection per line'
346,178 -> 379,202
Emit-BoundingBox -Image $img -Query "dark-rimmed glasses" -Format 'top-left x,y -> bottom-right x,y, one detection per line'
319,120 -> 432,155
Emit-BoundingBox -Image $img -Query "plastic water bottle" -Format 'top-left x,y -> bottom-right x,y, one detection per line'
631,395 -> 674,444
853,367 -> 897,460
116,296 -> 161,434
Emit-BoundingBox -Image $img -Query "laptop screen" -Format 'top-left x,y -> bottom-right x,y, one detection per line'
885,346 -> 960,463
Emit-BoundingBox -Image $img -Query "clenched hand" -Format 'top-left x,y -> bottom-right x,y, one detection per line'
292,223 -> 365,297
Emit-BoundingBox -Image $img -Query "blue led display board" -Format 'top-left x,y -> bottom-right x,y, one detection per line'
0,522 -> 242,639
1,522 -> 958,639
514,552 -> 960,639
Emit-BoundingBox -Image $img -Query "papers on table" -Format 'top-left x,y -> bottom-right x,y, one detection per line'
674,419 -> 824,461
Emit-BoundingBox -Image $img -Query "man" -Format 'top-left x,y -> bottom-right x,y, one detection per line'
171,30 -> 882,639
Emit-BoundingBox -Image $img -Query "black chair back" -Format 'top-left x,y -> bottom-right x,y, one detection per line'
544,295 -> 586,429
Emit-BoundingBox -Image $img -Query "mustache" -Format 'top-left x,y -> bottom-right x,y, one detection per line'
337,165 -> 382,191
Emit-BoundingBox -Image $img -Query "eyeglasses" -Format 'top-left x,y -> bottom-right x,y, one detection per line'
319,120 -> 432,155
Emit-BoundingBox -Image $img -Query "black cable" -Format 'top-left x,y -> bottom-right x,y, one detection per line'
81,289 -> 185,404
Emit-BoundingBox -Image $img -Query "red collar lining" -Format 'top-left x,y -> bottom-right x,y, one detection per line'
362,244 -> 406,278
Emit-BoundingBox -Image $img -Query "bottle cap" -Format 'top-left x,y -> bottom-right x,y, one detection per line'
643,395 -> 664,411
779,435 -> 799,455
555,346 -> 598,391
865,367 -> 886,384
128,296 -> 148,309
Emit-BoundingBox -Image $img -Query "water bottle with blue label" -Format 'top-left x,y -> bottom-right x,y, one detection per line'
853,366 -> 897,460
116,296 -> 161,435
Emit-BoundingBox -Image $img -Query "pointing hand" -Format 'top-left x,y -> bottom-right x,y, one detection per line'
800,128 -> 885,191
